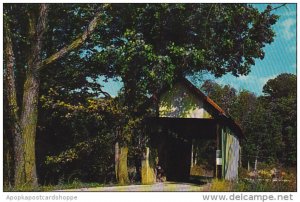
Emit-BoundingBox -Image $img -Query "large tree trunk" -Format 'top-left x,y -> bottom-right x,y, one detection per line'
4,16 -> 25,187
4,3 -> 104,189
20,72 -> 40,187
19,4 -> 48,187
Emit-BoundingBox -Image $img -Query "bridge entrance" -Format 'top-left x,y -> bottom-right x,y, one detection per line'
146,117 -> 218,182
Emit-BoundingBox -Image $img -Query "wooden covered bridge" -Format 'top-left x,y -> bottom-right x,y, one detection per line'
142,78 -> 243,183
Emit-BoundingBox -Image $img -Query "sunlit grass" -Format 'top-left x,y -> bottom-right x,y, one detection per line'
209,174 -> 296,192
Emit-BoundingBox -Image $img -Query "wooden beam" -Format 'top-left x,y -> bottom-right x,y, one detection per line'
215,124 -> 222,179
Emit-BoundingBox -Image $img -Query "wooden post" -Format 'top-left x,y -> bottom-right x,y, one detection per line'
247,160 -> 250,171
194,140 -> 198,166
118,147 -> 129,185
216,124 -> 222,179
115,142 -> 119,181
191,141 -> 194,168
141,147 -> 155,184
254,157 -> 258,171
239,147 -> 242,167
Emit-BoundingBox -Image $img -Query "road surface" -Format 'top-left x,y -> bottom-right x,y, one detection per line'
59,181 -> 210,192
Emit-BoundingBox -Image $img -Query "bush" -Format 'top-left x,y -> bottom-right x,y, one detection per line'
234,179 -> 296,192
209,179 -> 233,191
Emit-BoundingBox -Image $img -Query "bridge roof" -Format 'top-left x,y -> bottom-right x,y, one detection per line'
149,77 -> 244,139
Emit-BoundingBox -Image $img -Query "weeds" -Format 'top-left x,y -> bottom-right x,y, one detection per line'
209,178 -> 296,192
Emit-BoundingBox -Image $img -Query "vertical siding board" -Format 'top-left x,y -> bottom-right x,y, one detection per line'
221,127 -> 226,178
224,127 -> 240,180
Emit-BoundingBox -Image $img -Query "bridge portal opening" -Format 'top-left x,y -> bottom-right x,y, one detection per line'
146,117 -> 218,182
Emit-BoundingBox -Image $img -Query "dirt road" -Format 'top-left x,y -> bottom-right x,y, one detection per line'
59,182 -> 210,192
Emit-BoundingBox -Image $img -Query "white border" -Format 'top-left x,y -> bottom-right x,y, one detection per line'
1,1 -> 299,202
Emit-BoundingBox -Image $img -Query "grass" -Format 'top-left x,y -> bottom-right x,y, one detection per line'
209,165 -> 297,192
4,180 -> 104,192
4,179 -> 143,192
209,178 -> 296,192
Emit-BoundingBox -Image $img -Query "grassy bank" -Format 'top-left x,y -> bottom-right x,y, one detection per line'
210,179 -> 296,192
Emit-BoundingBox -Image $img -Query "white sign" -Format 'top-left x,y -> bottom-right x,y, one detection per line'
216,158 -> 222,165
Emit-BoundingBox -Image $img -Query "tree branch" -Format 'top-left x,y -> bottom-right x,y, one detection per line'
39,10 -> 103,70
28,4 -> 48,72
269,3 -> 287,11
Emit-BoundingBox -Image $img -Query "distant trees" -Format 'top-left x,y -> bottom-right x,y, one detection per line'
201,80 -> 237,113
200,73 -> 297,167
262,74 -> 296,165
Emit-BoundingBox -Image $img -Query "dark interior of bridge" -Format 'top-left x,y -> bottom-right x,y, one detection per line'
146,117 -> 217,183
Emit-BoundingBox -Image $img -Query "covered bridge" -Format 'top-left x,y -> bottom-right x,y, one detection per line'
145,78 -> 243,182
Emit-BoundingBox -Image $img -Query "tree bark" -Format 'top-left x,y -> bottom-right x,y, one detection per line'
4,17 -> 25,187
19,4 -> 48,187
20,72 -> 40,187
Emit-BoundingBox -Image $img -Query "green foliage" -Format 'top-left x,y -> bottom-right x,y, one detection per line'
201,73 -> 296,167
243,100 -> 283,164
210,179 -> 233,191
201,80 -> 237,114
210,178 -> 296,192
233,179 -> 296,192
263,73 -> 296,98
262,74 -> 297,166
38,95 -> 120,184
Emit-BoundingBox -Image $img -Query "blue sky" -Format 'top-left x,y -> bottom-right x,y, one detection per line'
99,3 -> 297,97
201,3 -> 297,95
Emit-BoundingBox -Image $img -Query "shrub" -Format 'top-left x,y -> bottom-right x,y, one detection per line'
209,179 -> 233,191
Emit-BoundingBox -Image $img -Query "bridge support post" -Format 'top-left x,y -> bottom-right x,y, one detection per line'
216,124 -> 222,179
141,147 -> 156,184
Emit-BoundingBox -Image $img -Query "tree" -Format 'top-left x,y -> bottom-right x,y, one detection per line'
4,4 -> 108,188
263,73 -> 296,99
240,74 -> 296,167
38,95 -> 121,184
201,80 -> 237,114
262,73 -> 297,166
105,4 -> 278,78
230,90 -> 257,128
242,99 -> 283,165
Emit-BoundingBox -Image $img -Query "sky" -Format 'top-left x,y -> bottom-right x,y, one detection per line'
202,3 -> 297,95
99,3 -> 297,97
